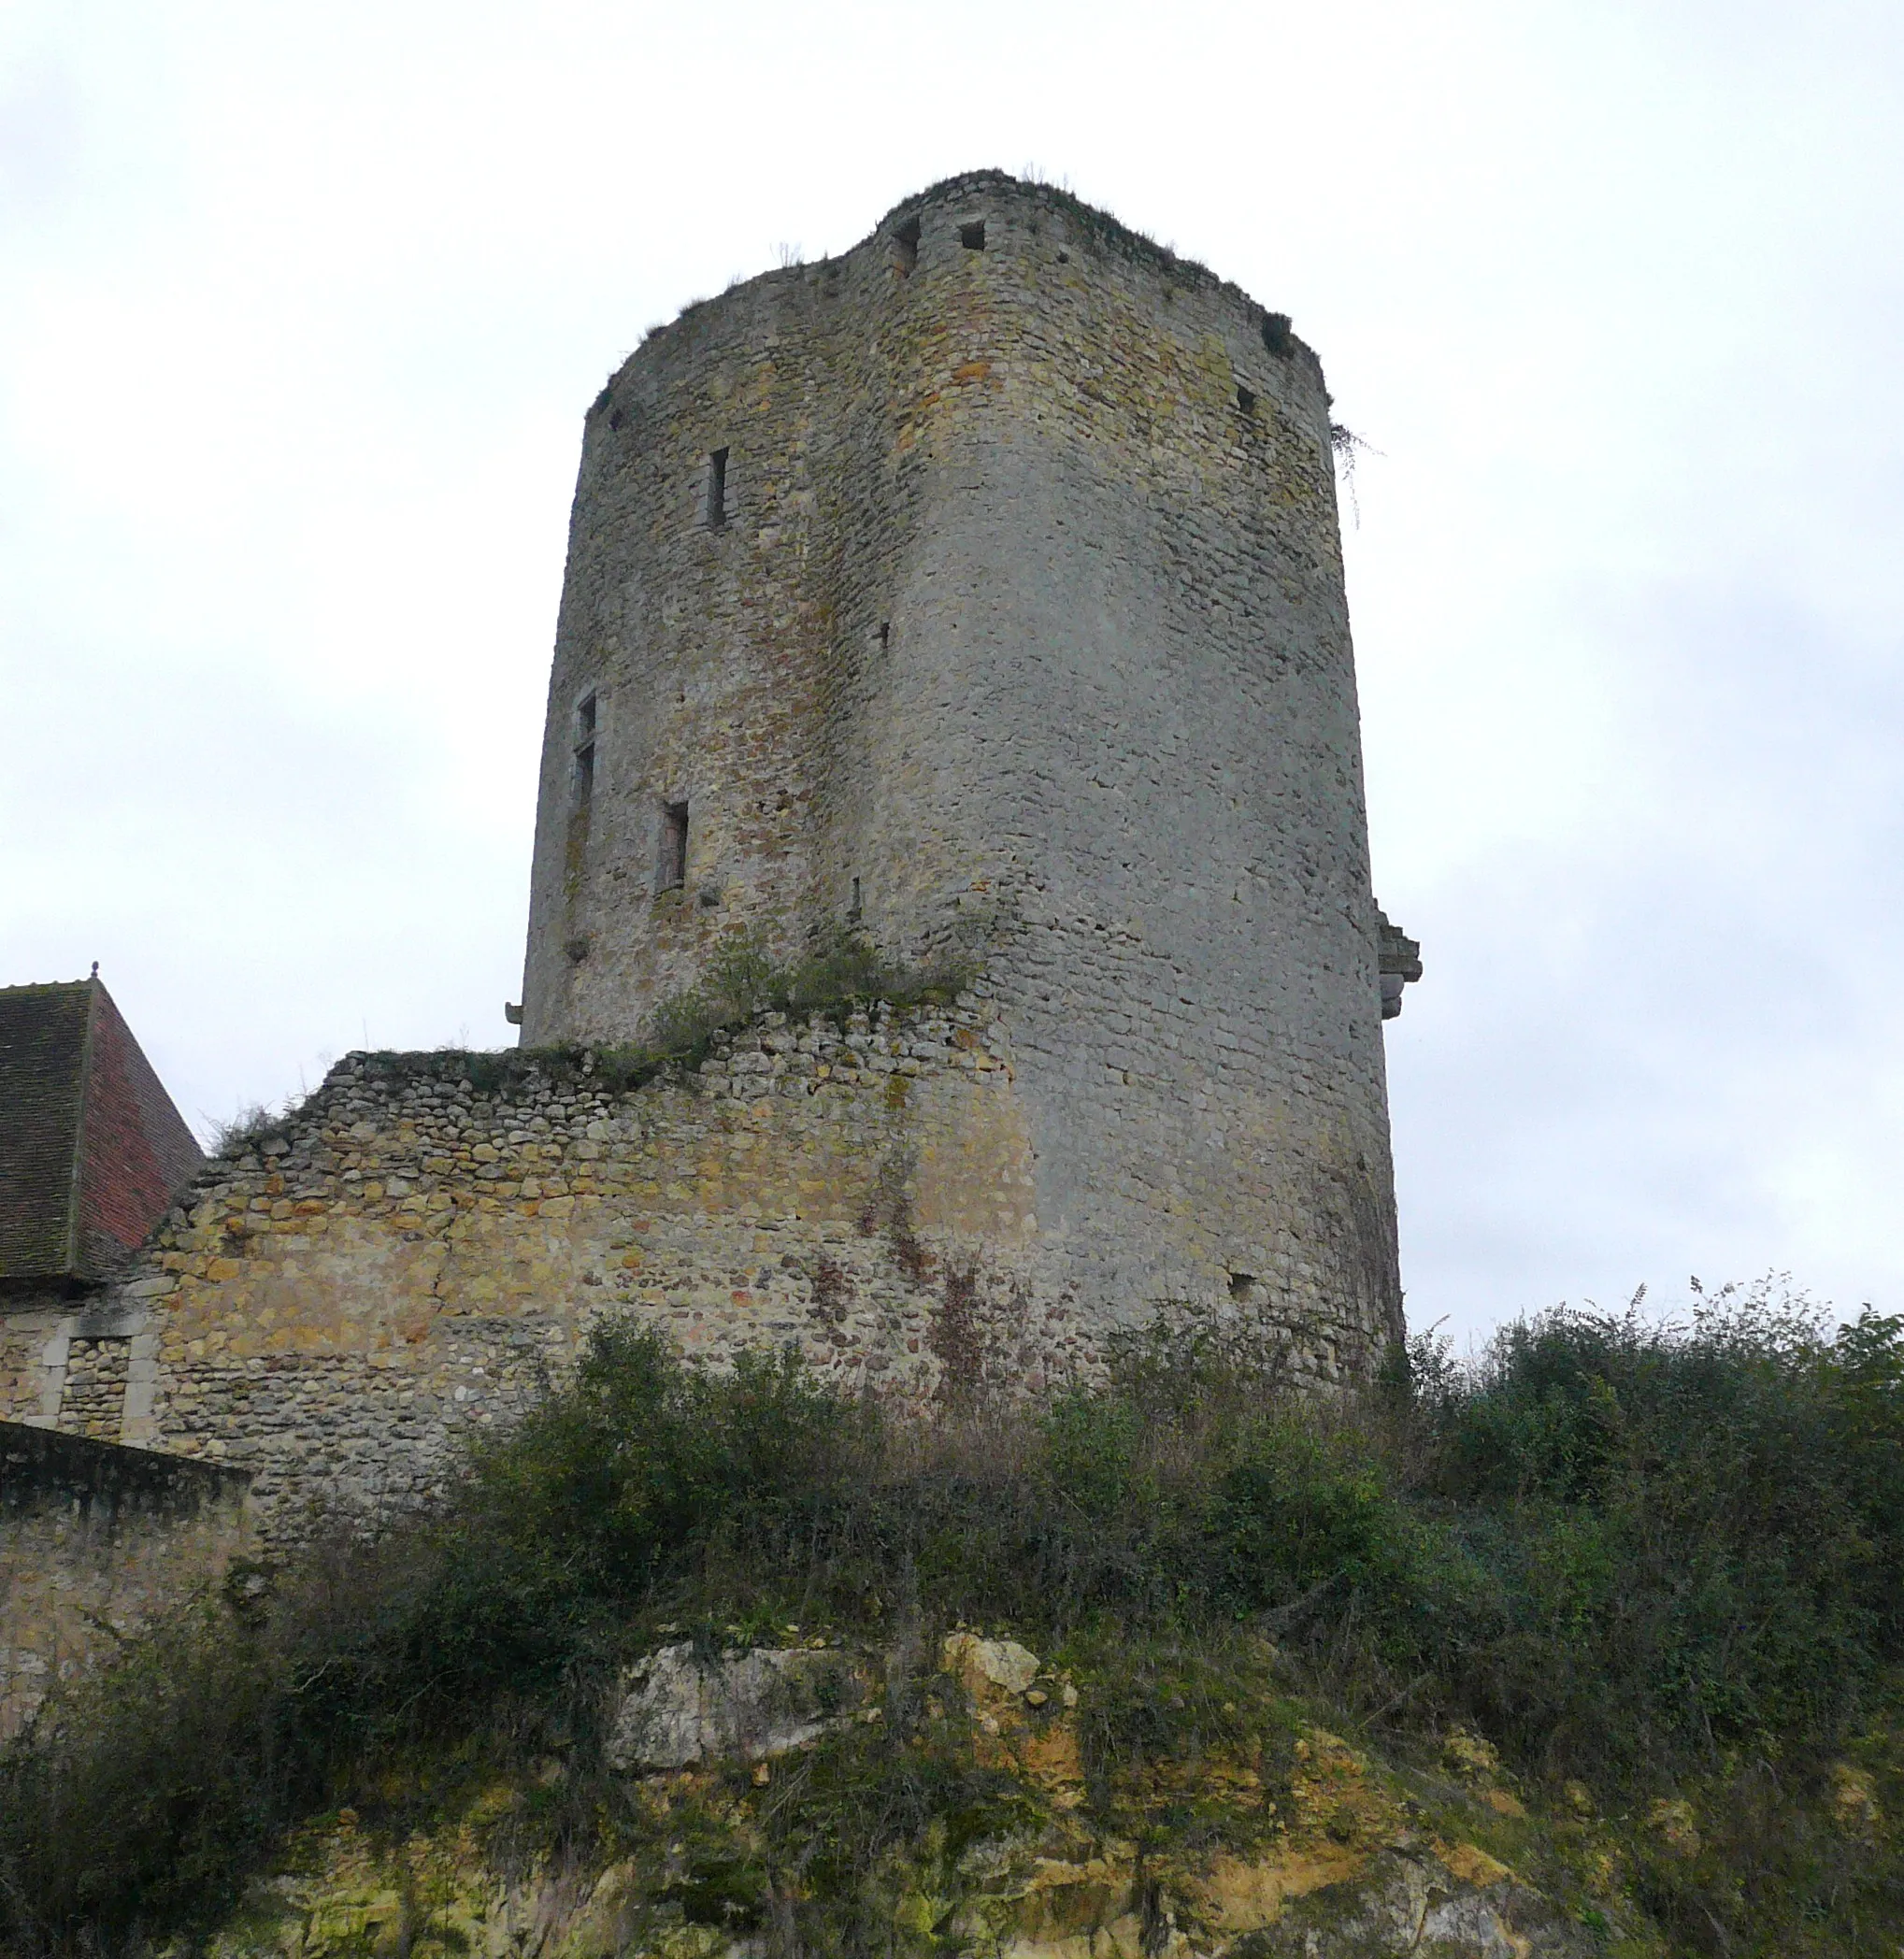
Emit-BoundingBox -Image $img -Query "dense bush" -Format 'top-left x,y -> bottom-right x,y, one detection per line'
1418,1288 -> 1904,1772
7,1286 -> 1904,1952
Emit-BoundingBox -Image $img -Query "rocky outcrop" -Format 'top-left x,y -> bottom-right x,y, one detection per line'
608,1642 -> 866,1771
193,1635 -> 1611,1958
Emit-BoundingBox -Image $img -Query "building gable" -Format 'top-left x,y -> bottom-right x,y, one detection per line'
0,979 -> 202,1291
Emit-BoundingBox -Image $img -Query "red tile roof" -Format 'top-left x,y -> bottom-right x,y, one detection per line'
0,980 -> 202,1291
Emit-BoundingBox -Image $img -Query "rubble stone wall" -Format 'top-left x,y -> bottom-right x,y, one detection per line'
3,996 -> 1307,1545
0,1421 -> 251,1737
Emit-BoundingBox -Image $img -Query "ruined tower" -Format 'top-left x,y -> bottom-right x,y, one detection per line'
520,172 -> 1416,1374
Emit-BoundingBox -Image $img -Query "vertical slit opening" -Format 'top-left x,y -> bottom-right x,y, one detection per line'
849,876 -> 863,922
571,694 -> 597,810
660,801 -> 689,891
707,449 -> 728,528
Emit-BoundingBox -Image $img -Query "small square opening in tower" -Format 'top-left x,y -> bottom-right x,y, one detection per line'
893,216 -> 920,274
706,449 -> 729,528
959,220 -> 986,251
1235,384 -> 1256,415
659,801 -> 689,891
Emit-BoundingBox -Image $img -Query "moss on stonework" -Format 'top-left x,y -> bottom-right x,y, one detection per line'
179,1643 -> 1625,1959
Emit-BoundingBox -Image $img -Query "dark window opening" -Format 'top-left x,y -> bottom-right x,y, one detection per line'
659,801 -> 689,891
707,448 -> 729,528
849,876 -> 863,921
878,621 -> 891,650
893,216 -> 920,274
960,220 -> 986,251
1236,384 -> 1256,415
571,693 -> 597,809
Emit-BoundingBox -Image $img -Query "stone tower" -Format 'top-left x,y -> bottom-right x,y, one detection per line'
520,172 -> 1416,1376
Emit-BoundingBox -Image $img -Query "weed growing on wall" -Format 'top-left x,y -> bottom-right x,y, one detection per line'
8,1287 -> 1904,1953
218,930 -> 979,1155
205,1100 -> 290,1156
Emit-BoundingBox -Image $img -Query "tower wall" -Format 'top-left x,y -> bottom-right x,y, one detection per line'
522,173 -> 1402,1361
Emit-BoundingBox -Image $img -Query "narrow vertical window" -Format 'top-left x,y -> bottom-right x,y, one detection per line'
572,693 -> 596,809
707,448 -> 729,528
849,876 -> 863,922
659,801 -> 689,891
892,216 -> 920,274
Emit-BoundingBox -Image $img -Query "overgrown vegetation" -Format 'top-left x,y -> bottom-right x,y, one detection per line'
216,929 -> 976,1147
205,1101 -> 283,1157
9,1285 -> 1904,1953
638,924 -> 972,1065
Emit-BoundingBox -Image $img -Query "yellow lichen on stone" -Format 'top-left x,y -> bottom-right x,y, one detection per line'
1833,1760 -> 1882,1837
1187,1845 -> 1367,1935
1434,1837 -> 1515,1890
1644,1796 -> 1701,1859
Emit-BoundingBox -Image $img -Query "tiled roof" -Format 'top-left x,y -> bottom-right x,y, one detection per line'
0,979 -> 204,1288
0,982 -> 91,1280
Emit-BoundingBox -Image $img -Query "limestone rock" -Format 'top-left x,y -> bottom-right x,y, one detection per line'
942,1631 -> 1041,1699
606,1642 -> 861,1771
1188,1847 -> 1588,1958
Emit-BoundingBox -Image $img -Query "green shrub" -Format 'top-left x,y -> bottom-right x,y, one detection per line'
1415,1289 -> 1904,1775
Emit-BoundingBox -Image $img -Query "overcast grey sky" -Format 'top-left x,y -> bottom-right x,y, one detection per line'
4,0 -> 1900,1347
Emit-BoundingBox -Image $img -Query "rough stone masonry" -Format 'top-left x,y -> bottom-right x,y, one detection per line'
10,174 -> 1419,1556
523,170 -> 1417,1347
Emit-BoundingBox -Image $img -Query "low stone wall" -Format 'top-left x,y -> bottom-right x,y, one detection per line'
0,1421 -> 252,1737
21,995 -> 1139,1546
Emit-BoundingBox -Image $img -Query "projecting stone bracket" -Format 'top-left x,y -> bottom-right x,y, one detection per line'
1377,910 -> 1424,1021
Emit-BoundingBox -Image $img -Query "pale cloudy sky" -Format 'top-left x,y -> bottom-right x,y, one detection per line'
3,0 -> 1900,1346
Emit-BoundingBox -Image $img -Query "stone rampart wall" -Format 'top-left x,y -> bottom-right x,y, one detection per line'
0,1421 -> 251,1737
1,995 -> 1290,1546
